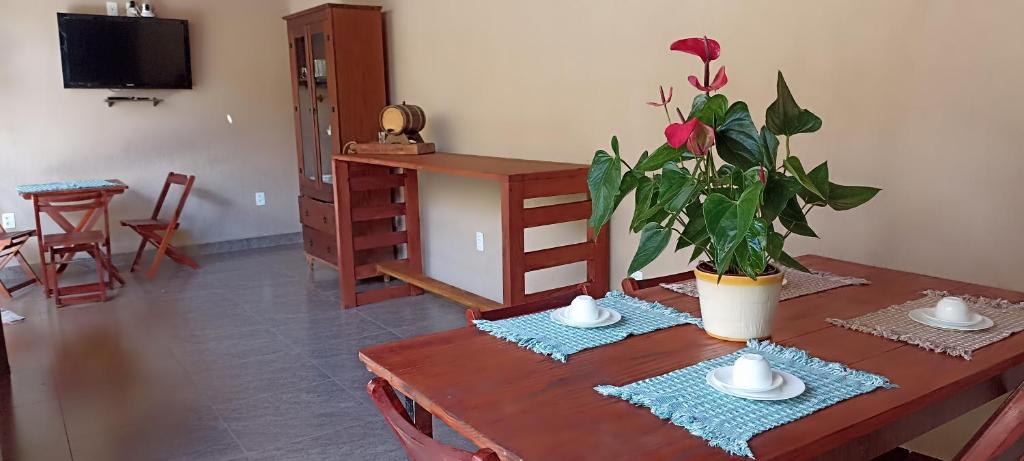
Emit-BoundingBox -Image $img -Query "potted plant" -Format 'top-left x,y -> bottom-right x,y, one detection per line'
589,36 -> 879,341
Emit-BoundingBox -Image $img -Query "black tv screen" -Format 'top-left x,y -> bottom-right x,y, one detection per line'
58,13 -> 192,89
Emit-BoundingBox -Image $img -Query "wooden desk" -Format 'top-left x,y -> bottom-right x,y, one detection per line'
331,153 -> 609,309
19,179 -> 129,292
359,256 -> 1024,461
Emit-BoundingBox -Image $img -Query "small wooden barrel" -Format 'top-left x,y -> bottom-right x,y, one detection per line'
380,104 -> 426,135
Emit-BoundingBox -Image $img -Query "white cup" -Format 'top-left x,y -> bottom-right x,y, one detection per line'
567,295 -> 601,323
732,354 -> 774,390
935,297 -> 972,323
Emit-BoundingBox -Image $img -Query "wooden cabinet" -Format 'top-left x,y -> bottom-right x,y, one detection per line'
284,4 -> 388,268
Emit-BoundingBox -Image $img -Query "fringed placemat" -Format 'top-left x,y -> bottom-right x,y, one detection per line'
16,179 -> 119,195
473,291 -> 701,362
827,290 -> 1024,360
661,269 -> 869,301
595,340 -> 893,458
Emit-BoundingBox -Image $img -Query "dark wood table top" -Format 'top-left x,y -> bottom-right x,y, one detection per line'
334,153 -> 587,181
359,256 -> 1024,461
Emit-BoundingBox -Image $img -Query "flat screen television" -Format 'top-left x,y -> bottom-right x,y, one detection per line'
57,13 -> 192,89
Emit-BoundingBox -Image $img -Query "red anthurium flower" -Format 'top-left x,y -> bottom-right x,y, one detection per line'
685,120 -> 716,157
688,66 -> 728,93
670,37 -> 721,63
664,118 -> 700,149
646,85 -> 673,107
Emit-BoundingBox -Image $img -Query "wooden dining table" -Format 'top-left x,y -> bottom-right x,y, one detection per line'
18,179 -> 129,292
359,255 -> 1024,461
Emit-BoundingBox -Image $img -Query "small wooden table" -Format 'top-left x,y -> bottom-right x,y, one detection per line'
332,153 -> 610,309
359,256 -> 1024,461
19,179 -> 129,291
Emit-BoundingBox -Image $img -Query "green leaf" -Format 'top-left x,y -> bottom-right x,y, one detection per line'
613,170 -> 639,210
691,94 -> 729,128
610,136 -> 620,156
759,126 -> 779,167
765,71 -> 822,136
777,250 -> 810,273
676,200 -> 708,252
783,156 -> 828,202
734,218 -> 769,278
587,149 -> 621,236
767,229 -> 785,261
807,162 -> 830,202
629,176 -> 656,231
779,198 -> 818,237
635,143 -> 686,172
826,182 -> 881,211
702,182 -> 763,276
715,102 -> 761,170
762,174 -> 801,222
627,222 -> 671,274
656,163 -> 699,214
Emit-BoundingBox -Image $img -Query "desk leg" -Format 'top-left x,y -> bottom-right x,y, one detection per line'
403,170 -> 424,296
334,160 -> 358,308
500,180 -> 526,306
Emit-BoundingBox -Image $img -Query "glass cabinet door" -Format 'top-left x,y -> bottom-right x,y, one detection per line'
293,33 -> 318,184
310,30 -> 333,185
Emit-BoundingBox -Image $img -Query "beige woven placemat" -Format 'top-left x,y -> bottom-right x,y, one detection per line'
660,270 -> 869,301
827,290 -> 1024,360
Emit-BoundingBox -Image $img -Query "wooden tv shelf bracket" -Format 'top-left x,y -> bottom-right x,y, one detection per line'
331,152 -> 610,310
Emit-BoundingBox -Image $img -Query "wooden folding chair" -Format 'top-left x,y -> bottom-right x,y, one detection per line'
367,378 -> 500,461
33,191 -> 111,306
0,224 -> 41,299
121,172 -> 198,278
466,283 -> 591,325
621,271 -> 695,296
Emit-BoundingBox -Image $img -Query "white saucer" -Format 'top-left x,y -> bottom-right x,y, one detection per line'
909,308 -> 993,331
706,369 -> 805,401
550,306 -> 621,328
709,366 -> 784,392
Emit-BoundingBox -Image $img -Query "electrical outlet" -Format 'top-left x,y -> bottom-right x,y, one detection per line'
105,1 -> 118,16
630,271 -> 644,280
475,232 -> 484,252
1,213 -> 14,229
254,192 -> 266,206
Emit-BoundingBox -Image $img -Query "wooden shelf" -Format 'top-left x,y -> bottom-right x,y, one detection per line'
376,260 -> 502,312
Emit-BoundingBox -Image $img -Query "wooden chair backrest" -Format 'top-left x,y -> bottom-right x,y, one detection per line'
367,378 -> 500,461
466,283 -> 591,325
32,191 -> 110,238
954,381 -> 1024,461
151,172 -> 195,225
621,271 -> 695,295
0,224 -> 31,254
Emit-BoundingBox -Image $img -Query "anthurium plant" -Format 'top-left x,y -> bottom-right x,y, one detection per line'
589,37 -> 880,279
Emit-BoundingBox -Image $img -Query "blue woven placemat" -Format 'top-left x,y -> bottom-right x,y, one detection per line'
473,291 -> 702,362
16,179 -> 118,194
595,340 -> 894,458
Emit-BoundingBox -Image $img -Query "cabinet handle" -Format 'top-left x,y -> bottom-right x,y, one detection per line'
305,210 -> 310,217
322,216 -> 328,224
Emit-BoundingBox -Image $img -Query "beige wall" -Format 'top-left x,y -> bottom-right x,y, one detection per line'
375,0 -> 1024,295
0,0 -> 297,258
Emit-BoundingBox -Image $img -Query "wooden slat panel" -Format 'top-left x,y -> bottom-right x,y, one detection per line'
356,284 -> 413,306
523,282 -> 588,304
377,260 -> 503,311
352,203 -> 406,222
354,231 -> 407,251
522,200 -> 591,228
521,173 -> 587,199
349,174 -> 406,191
523,242 -> 594,272
355,263 -> 381,279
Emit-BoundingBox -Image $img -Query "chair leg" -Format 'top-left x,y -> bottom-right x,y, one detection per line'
94,245 -> 106,302
38,245 -> 50,298
14,252 -> 41,286
129,236 -> 149,273
47,250 -> 61,307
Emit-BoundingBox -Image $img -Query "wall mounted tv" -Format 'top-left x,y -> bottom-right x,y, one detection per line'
58,13 -> 192,89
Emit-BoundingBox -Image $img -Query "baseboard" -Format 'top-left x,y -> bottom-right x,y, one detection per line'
0,232 -> 301,282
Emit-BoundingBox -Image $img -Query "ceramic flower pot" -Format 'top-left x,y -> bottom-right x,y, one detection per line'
694,263 -> 784,342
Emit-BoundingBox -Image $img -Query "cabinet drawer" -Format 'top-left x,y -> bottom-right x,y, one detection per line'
302,225 -> 337,265
298,195 -> 336,234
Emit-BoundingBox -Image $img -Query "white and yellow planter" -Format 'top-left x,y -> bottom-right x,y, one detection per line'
694,266 -> 784,342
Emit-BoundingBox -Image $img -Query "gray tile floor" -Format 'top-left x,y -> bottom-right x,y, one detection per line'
0,244 -> 475,460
